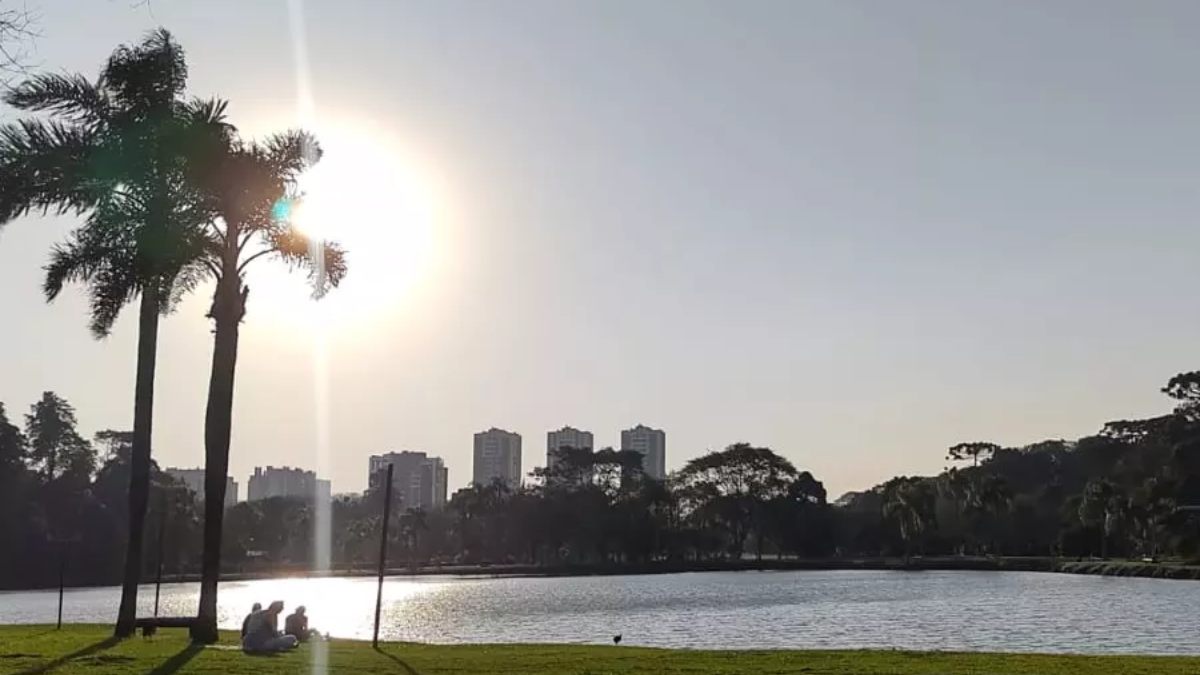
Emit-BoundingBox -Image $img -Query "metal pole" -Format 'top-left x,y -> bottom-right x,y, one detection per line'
373,463 -> 395,648
57,542 -> 66,630
154,492 -> 167,617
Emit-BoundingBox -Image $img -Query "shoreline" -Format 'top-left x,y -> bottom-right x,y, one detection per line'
7,556 -> 1199,592
6,625 -> 1200,674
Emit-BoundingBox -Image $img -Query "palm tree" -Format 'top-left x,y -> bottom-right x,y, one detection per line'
0,30 -> 217,637
187,128 -> 345,643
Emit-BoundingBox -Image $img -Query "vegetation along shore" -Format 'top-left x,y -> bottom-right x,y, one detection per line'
3,625 -> 1200,675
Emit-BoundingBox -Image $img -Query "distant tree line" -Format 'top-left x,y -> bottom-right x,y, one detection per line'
3,371 -> 1200,589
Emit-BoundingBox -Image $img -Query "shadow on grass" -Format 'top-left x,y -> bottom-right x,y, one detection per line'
146,643 -> 204,675
374,645 -> 422,675
15,636 -> 121,675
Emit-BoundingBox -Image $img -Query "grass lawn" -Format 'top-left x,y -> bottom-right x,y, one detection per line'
2,625 -> 1199,674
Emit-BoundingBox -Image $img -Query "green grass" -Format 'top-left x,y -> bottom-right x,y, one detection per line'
2,625 -> 1199,674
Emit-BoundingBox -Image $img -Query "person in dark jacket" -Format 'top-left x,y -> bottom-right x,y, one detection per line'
284,606 -> 313,641
243,601 -> 298,653
240,602 -> 262,639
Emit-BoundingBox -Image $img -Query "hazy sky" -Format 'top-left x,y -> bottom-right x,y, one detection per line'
2,0 -> 1199,498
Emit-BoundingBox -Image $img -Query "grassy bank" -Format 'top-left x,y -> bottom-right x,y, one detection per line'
2,625 -> 1199,675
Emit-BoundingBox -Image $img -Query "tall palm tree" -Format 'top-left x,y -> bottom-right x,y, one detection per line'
0,30 -> 217,637
186,128 -> 346,643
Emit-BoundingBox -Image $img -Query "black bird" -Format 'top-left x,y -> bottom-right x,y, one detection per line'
141,624 -> 157,639
613,634 -> 622,645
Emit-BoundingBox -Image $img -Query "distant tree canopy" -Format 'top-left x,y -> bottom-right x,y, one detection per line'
25,392 -> 93,482
4,369 -> 1200,590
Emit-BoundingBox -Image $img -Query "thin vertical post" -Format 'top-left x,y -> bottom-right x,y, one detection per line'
373,463 -> 395,648
56,542 -> 66,629
154,492 -> 167,617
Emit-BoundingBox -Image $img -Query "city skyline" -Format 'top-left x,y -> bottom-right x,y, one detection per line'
154,422 -> 671,502
3,0 -> 1199,501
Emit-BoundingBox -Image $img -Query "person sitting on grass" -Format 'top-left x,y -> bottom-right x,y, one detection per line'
284,606 -> 318,642
242,600 -> 299,654
241,602 -> 262,640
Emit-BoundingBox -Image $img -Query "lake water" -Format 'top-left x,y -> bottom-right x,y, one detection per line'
1,570 -> 1197,654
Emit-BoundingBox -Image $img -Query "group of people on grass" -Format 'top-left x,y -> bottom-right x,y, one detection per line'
240,600 -> 320,653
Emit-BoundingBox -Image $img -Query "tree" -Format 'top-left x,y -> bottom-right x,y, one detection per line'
676,443 -> 798,559
946,442 -> 1000,468
0,30 -> 217,637
399,508 -> 429,567
0,402 -> 27,473
188,127 -> 345,643
763,472 -> 829,559
881,477 -> 937,562
450,480 -> 511,562
94,429 -> 134,462
1079,479 -> 1123,558
964,473 -> 1011,554
1163,371 -> 1200,420
24,392 -> 94,481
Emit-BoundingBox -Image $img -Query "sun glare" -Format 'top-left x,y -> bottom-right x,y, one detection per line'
285,124 -> 439,314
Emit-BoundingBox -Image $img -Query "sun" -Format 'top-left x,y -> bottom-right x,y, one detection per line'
287,124 -> 438,309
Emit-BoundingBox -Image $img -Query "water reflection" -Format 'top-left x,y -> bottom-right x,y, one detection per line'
3,571 -> 1199,655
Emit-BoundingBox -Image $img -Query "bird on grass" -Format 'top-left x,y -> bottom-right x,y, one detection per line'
141,624 -> 158,639
612,634 -> 622,645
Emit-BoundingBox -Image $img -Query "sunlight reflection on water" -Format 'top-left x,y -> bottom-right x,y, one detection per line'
4,571 -> 1200,655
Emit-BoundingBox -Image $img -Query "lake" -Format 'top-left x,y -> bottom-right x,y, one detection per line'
1,570 -> 1197,654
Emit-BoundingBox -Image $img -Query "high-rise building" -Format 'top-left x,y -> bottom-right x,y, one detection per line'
546,426 -> 593,468
368,451 -> 448,510
247,466 -> 331,503
164,467 -> 239,508
473,428 -> 522,488
621,424 -> 667,479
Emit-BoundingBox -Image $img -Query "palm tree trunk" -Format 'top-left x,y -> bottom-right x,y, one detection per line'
114,288 -> 160,638
191,279 -> 243,644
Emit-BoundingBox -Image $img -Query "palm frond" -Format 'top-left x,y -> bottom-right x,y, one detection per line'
104,28 -> 188,113
3,72 -> 112,124
164,259 -> 210,312
0,119 -> 108,223
43,212 -> 140,337
251,227 -> 347,297
181,97 -> 229,128
259,130 -> 322,179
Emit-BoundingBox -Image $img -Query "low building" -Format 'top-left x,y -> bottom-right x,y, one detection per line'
164,467 -> 238,508
247,466 -> 331,503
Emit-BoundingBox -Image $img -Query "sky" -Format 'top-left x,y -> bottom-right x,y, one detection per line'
2,0 -> 1200,499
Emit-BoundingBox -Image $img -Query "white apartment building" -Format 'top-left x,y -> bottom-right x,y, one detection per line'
473,428 -> 522,489
620,424 -> 667,480
368,451 -> 448,510
546,426 -> 593,469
